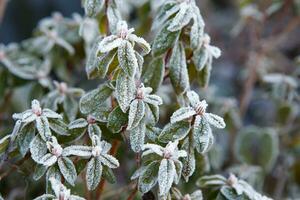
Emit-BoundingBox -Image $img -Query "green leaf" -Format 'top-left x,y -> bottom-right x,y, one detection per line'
129,120 -> 146,152
49,118 -> 69,136
152,1 -> 179,31
107,106 -> 128,133
146,103 -> 160,125
169,42 -> 190,94
145,125 -> 161,142
167,3 -> 193,32
127,99 -> 145,130
86,157 -> 102,190
97,50 -> 117,78
197,62 -> 211,88
116,70 -> 136,112
118,40 -> 138,78
33,164 -> 48,180
158,121 -> 190,143
138,161 -> 159,194
17,123 -> 35,157
58,157 -> 77,186
142,57 -> 165,92
68,118 -> 88,129
0,135 -> 11,155
152,21 -> 180,57
190,8 -> 204,49
80,84 -> 113,114
235,127 -> 279,171
30,135 -> 47,163
102,165 -> 116,184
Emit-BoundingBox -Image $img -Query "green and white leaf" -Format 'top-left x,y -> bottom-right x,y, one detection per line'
86,157 -> 102,190
158,121 -> 190,143
127,99 -> 145,130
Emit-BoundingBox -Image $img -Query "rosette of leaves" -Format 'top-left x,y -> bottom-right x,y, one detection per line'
30,136 -> 78,186
113,83 -> 163,152
152,0 -> 205,54
132,140 -> 186,198
197,174 -> 272,200
168,90 -> 225,153
62,135 -> 119,190
34,177 -> 85,200
11,99 -> 68,156
171,187 -> 203,200
86,20 -> 151,79
43,81 -> 85,121
0,44 -> 52,86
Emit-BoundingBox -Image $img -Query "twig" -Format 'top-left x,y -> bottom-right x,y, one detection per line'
0,0 -> 7,23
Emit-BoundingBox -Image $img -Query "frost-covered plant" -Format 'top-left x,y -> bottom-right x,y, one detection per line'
132,140 -> 186,198
1,0 -> 294,199
34,177 -> 85,200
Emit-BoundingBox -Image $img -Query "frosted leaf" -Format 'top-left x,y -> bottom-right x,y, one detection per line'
99,140 -> 112,154
190,6 -> 205,49
152,21 -> 180,57
40,153 -> 58,166
21,111 -> 36,123
116,71 -> 136,112
142,143 -> 164,157
49,119 -> 69,136
57,157 -> 77,186
181,137 -> 195,182
142,57 -> 164,92
30,135 -> 48,163
196,174 -> 227,187
84,0 -> 104,17
86,157 -> 102,190
98,35 -> 123,53
192,47 -> 208,71
204,113 -> 226,129
173,160 -> 182,184
186,90 -> 200,108
107,106 -> 128,133
169,42 -> 190,94
146,103 -> 160,125
152,1 -> 180,31
70,195 -> 86,200
168,2 -> 193,32
262,73 -> 298,88
79,84 -> 113,114
127,100 -> 145,130
143,94 -> 163,106
63,96 -> 78,122
193,115 -> 212,153
118,40 -> 138,78
158,121 -> 190,143
138,161 -> 159,194
107,1 -> 122,34
62,145 -> 92,157
99,154 -> 120,168
33,164 -> 48,181
170,107 -> 196,123
68,118 -> 88,129
129,121 -> 146,152
33,194 -> 55,200
190,190 -> 203,200
131,166 -> 146,180
17,123 -> 35,157
86,124 -> 100,139
42,108 -> 62,119
128,34 -> 151,55
158,158 -> 176,195
55,37 -> 75,55
36,116 -> 52,140
208,45 -> 221,58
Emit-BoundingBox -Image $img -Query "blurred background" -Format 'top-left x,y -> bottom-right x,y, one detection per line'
0,0 -> 300,199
